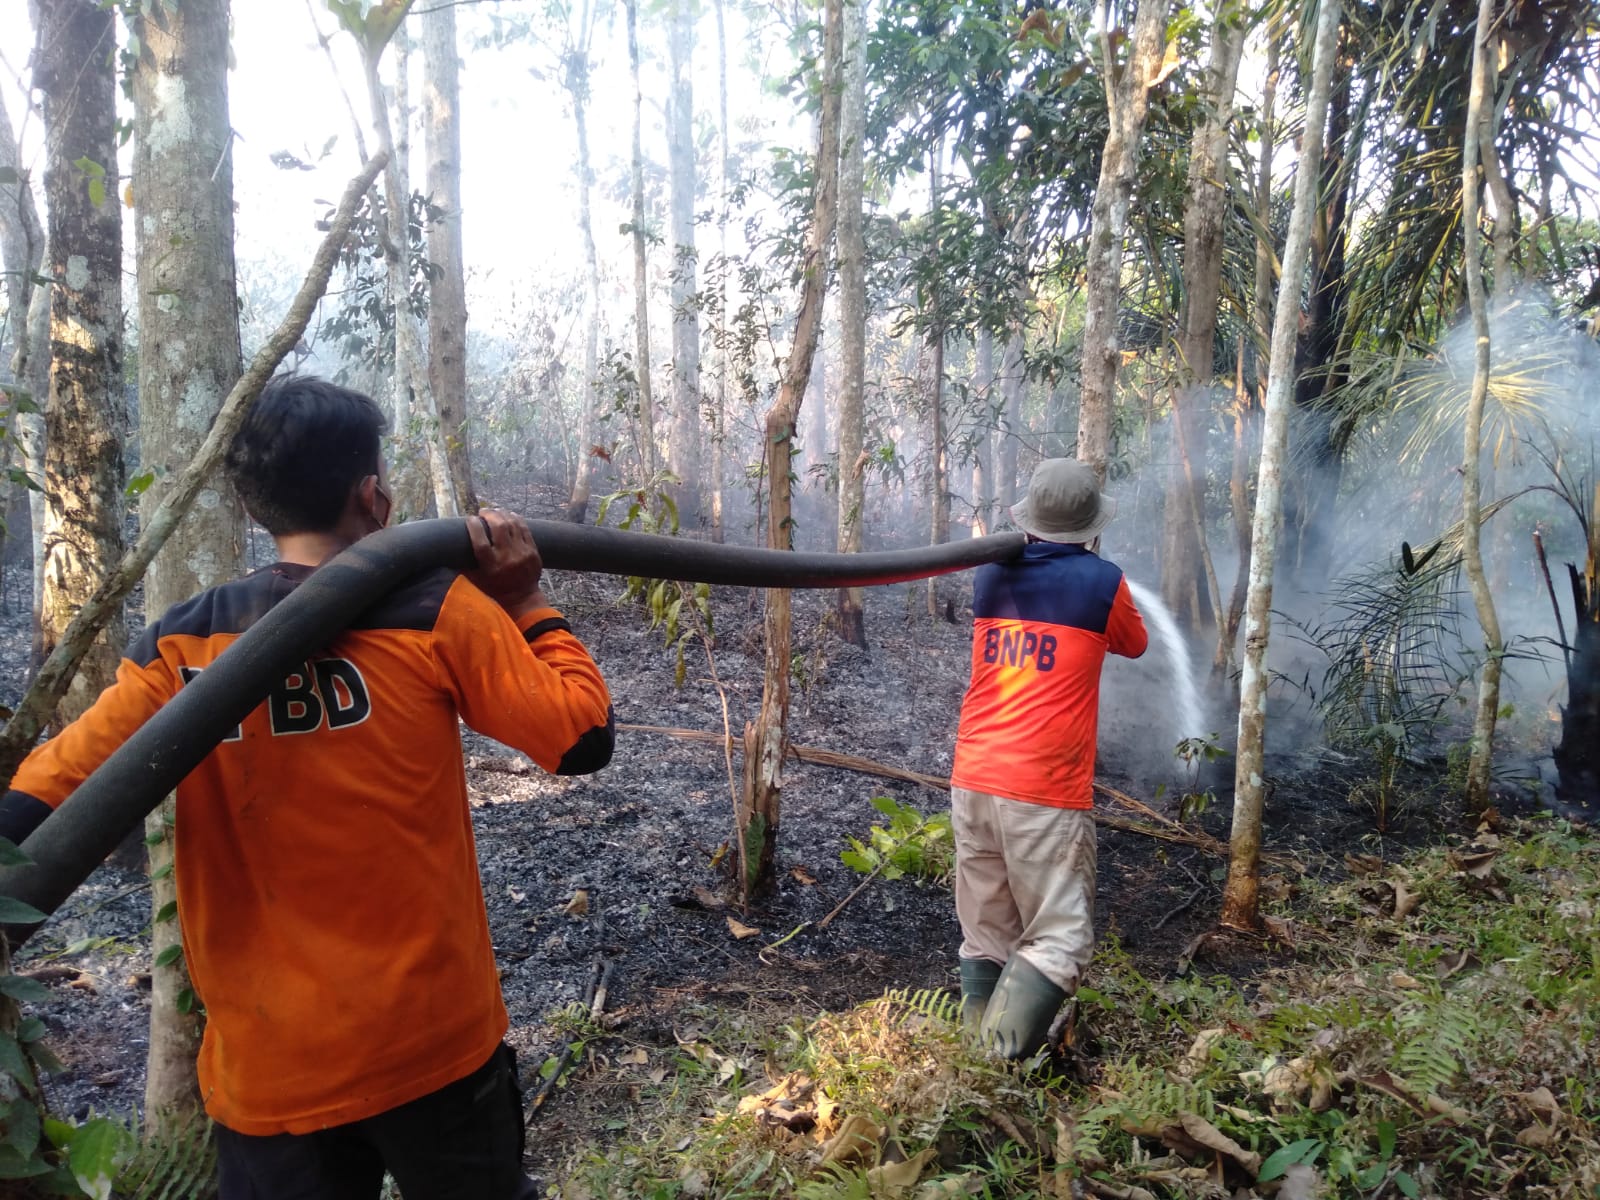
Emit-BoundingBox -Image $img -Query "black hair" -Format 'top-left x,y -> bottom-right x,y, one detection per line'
225,374 -> 389,536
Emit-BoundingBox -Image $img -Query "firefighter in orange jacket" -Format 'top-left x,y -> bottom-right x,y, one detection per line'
0,376 -> 615,1199
950,458 -> 1148,1059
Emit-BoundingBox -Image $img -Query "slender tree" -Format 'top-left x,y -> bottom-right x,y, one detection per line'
1075,0 -> 1171,484
347,3 -> 457,516
0,87 -> 47,665
1459,0 -> 1505,811
710,0 -> 730,541
1162,3 -> 1246,629
1222,0 -> 1343,931
972,329 -> 996,536
834,0 -> 867,644
564,0 -> 605,523
667,0 -> 701,516
132,0 -> 247,1134
32,0 -> 126,729
740,0 -> 842,900
624,0 -> 659,478
423,0 -> 477,514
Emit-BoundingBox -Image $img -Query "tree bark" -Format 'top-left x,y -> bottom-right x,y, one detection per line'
132,0 -> 246,1135
998,328 -> 1024,509
1460,0 -> 1504,812
972,328 -> 995,536
565,0 -> 602,524
1221,0 -> 1343,932
741,0 -> 841,901
710,0 -> 731,543
33,0 -> 126,731
1161,10 -> 1244,628
0,85 -> 46,659
834,0 -> 867,645
926,332 -> 948,618
0,157 -> 387,787
423,0 -> 477,515
1075,0 -> 1171,484
667,0 -> 701,520
625,0 -> 658,479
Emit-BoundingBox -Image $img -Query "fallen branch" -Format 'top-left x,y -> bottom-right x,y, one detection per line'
0,152 -> 389,785
617,724 -> 1297,867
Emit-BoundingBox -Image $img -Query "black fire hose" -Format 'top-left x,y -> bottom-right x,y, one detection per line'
0,518 -> 1024,945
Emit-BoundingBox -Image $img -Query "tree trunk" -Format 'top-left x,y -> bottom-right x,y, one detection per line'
710,0 -> 731,543
926,331 -> 947,617
741,0 -> 841,901
1161,11 -> 1244,629
998,328 -> 1024,509
566,0 -> 603,524
423,1 -> 476,515
625,0 -> 658,480
972,328 -> 995,536
1282,45 -> 1354,588
1221,0 -> 1342,932
33,0 -> 127,730
0,84 -> 46,664
834,0 -> 867,645
132,0 -> 246,1135
1459,0 -> 1504,813
667,0 -> 701,521
1075,0 -> 1171,484
364,31 -> 456,519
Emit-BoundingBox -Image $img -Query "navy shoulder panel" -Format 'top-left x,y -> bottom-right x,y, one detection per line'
130,564 -> 458,666
347,567 -> 456,633
130,568 -> 300,666
972,545 -> 1124,634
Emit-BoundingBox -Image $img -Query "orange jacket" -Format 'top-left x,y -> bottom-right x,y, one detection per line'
951,544 -> 1146,808
7,562 -> 613,1134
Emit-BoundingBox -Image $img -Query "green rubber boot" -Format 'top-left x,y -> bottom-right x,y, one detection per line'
958,957 -> 1003,1034
979,955 -> 1068,1060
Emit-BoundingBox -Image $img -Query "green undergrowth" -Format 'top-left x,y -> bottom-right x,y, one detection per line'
556,816 -> 1599,1200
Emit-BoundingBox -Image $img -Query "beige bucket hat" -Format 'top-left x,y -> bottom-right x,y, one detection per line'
1009,458 -> 1116,543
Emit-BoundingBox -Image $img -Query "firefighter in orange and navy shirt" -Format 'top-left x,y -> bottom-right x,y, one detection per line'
0,376 -> 614,1199
950,457 -> 1147,1059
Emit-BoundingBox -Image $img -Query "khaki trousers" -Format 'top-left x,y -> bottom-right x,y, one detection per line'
951,787 -> 1097,993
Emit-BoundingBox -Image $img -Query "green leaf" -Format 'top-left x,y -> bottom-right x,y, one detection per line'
0,838 -> 32,867
1258,1138 -> 1323,1183
0,1032 -> 37,1093
0,896 -> 47,924
3,1089 -> 40,1156
1377,1120 -> 1396,1162
1357,1162 -> 1386,1189
65,1117 -> 135,1200
41,1118 -> 75,1150
0,1144 -> 52,1180
6,467 -> 41,492
153,943 -> 183,969
28,1042 -> 63,1076
149,861 -> 174,882
124,468 -> 157,498
155,900 -> 178,924
0,975 -> 52,1004
869,795 -> 901,818
176,987 -> 196,1015
1394,1171 -> 1421,1199
143,828 -> 165,846
15,1018 -> 45,1043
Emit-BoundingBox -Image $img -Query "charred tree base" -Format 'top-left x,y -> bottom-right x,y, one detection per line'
1554,600 -> 1599,816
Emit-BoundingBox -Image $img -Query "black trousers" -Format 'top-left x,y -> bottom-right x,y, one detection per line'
215,1043 -> 539,1200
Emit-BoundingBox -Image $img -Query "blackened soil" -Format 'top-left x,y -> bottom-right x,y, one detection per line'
1,517 -> 1472,1182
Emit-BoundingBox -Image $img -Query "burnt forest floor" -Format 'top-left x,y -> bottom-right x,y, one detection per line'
0,508 -> 1525,1192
